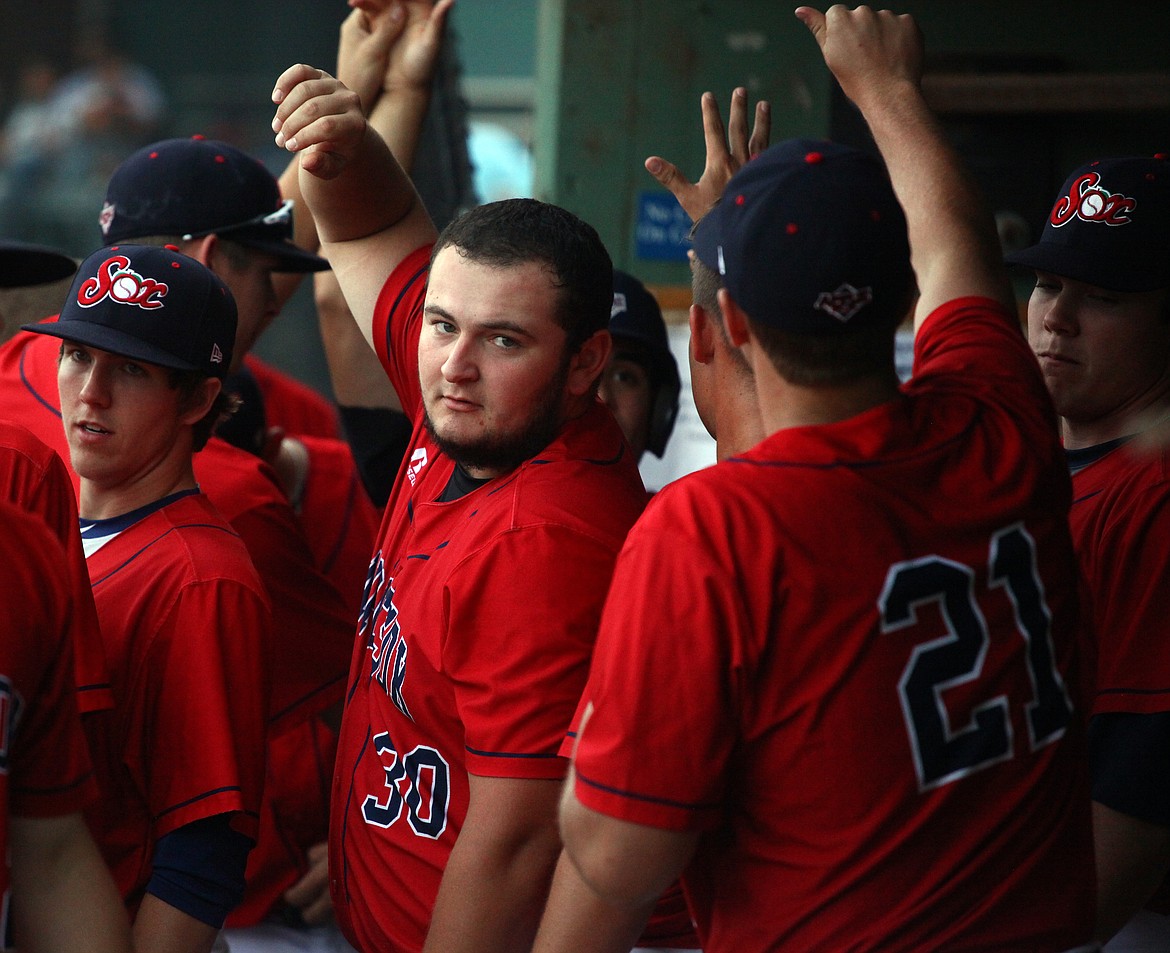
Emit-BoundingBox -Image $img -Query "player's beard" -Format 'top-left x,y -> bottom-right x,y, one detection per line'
423,353 -> 571,475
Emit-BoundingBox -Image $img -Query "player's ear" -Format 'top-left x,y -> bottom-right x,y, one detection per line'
567,328 -> 612,397
720,289 -> 752,348
689,304 -> 715,366
182,233 -> 218,269
179,377 -> 222,426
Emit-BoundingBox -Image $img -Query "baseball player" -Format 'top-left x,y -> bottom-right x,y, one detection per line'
535,8 -> 1095,953
1005,155 -> 1170,950
0,146 -> 362,944
600,271 -> 680,466
272,51 -> 647,953
0,240 -> 112,715
24,243 -> 271,953
0,496 -> 131,953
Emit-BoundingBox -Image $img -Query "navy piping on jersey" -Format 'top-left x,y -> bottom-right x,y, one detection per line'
19,346 -> 62,419
1066,436 -> 1128,474
80,487 -> 201,543
88,523 -> 239,586
78,680 -> 114,697
154,785 -> 255,823
384,259 -> 430,360
575,768 -> 721,812
464,745 -> 561,761
725,420 -> 978,471
1097,686 -> 1170,698
270,674 -> 346,727
1073,488 -> 1106,506
320,470 -> 363,576
341,724 -> 375,904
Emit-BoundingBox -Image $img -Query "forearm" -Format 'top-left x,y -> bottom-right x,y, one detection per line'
422,817 -> 562,953
133,894 -> 221,953
313,269 -> 400,409
9,814 -> 132,953
370,83 -> 432,173
297,122 -> 420,247
859,85 -> 1012,317
1093,800 -> 1170,941
531,852 -> 654,953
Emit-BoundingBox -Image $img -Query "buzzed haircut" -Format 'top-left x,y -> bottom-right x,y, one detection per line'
434,198 -> 613,350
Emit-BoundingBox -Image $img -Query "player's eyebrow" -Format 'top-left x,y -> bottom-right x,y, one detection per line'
423,304 -> 536,341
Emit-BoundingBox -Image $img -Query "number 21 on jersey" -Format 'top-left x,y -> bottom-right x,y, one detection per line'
879,523 -> 1075,791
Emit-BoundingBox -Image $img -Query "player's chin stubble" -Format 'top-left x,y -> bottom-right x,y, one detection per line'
423,363 -> 570,475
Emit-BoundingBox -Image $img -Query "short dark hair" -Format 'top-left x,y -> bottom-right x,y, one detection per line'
432,198 -> 613,351
748,308 -> 904,386
167,368 -> 241,451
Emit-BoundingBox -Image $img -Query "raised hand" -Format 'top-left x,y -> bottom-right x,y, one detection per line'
337,3 -> 409,113
272,64 -> 366,180
795,5 -> 923,109
645,87 -> 770,223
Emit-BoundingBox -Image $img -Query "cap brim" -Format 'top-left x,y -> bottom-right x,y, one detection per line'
1005,241 -> 1168,293
691,214 -> 722,275
232,235 -> 330,273
0,242 -> 77,288
21,319 -> 206,375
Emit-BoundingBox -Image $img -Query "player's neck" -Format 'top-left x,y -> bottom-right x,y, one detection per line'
79,461 -> 200,521
1062,379 -> 1170,451
754,368 -> 902,435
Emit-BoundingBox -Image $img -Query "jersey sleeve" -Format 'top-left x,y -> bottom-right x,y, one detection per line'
371,244 -> 432,421
8,520 -> 98,818
572,489 -> 741,831
219,476 -> 354,730
26,450 -> 114,713
913,297 -> 1059,435
1086,482 -> 1170,716
443,524 -> 620,781
131,578 -> 271,842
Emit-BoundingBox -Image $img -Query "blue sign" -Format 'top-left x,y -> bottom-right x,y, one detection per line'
634,192 -> 691,262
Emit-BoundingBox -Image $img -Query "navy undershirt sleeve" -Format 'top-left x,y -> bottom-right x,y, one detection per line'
1089,711 -> 1170,826
338,405 -> 413,508
146,814 -> 253,928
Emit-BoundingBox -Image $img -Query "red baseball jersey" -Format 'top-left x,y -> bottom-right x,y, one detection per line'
0,499 -> 98,924
328,246 -> 646,953
1068,440 -> 1170,716
574,298 -> 1095,953
294,433 -> 380,619
0,327 -> 354,731
0,420 -> 112,713
81,491 -> 270,910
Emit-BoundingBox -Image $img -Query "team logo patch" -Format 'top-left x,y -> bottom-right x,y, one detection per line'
814,283 -> 873,322
78,255 -> 169,310
407,447 -> 428,486
1050,171 -> 1136,227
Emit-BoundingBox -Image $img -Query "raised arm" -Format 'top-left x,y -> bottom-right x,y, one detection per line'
646,87 -> 770,223
271,63 -> 436,349
796,5 -> 1013,327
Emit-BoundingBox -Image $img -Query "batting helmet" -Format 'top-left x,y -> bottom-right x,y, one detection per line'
610,270 -> 680,457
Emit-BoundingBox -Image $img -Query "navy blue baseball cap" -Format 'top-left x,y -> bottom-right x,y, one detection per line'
0,240 -> 76,287
610,271 -> 679,387
99,137 -> 328,274
693,138 -> 914,333
1005,154 -> 1170,292
24,244 -> 237,379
